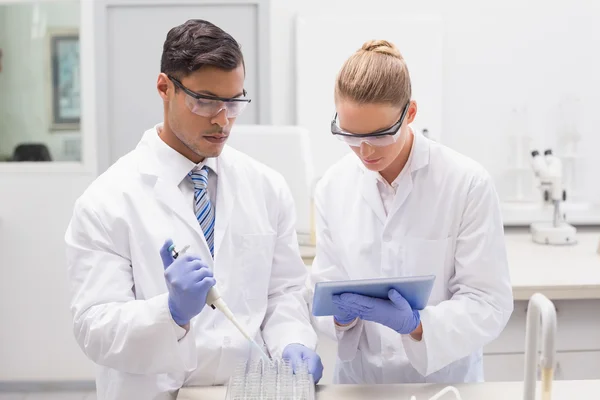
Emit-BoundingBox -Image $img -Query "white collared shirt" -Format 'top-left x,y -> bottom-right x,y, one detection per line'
376,177 -> 400,216
151,124 -> 218,212
182,162 -> 218,213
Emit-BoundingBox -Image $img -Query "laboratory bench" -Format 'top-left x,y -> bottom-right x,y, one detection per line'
178,379 -> 600,400
300,229 -> 600,383
482,230 -> 600,382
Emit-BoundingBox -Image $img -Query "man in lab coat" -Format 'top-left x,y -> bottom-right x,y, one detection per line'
65,19 -> 322,399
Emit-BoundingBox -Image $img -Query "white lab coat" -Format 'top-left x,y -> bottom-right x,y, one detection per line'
310,130 -> 513,384
66,127 -> 317,399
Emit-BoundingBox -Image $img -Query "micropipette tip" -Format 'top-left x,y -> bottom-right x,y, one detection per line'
250,339 -> 271,364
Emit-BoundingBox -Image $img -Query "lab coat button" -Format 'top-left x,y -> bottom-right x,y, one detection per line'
383,235 -> 392,242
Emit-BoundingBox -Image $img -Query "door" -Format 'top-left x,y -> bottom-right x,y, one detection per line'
95,0 -> 270,172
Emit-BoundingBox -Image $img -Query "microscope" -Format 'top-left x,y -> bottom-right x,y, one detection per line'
530,149 -> 577,245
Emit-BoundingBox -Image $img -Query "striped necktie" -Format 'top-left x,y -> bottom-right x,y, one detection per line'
189,166 -> 215,257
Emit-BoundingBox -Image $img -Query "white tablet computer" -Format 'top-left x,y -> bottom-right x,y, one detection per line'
312,275 -> 436,317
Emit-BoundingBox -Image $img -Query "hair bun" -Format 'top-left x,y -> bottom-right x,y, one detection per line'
360,39 -> 403,59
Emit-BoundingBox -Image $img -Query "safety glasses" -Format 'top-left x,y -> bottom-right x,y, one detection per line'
331,102 -> 410,147
168,75 -> 251,118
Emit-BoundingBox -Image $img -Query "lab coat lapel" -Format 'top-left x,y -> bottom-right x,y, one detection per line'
388,173 -> 413,219
153,178 -> 205,241
359,168 -> 387,225
213,147 -> 236,259
136,133 -> 211,261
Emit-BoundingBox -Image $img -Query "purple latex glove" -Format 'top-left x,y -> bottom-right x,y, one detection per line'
332,295 -> 359,325
332,289 -> 420,334
282,343 -> 324,384
160,239 -> 216,326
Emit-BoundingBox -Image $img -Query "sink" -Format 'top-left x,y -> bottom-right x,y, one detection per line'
523,293 -> 557,400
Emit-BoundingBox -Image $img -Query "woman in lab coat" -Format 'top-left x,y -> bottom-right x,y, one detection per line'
310,40 -> 514,384
66,19 -> 321,400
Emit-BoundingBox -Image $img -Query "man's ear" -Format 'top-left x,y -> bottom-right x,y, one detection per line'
157,73 -> 171,101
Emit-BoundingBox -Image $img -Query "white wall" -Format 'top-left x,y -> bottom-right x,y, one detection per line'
0,173 -> 96,381
0,1 -> 81,162
270,0 -> 600,207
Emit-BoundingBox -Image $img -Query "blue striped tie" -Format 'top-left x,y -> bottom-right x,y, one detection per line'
189,166 -> 215,257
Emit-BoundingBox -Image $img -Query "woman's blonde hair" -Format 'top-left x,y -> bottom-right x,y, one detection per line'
335,39 -> 411,106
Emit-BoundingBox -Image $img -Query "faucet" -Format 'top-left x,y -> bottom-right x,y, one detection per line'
523,293 -> 557,400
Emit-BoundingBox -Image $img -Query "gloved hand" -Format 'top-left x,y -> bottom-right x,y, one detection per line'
332,298 -> 359,326
332,289 -> 420,335
160,239 -> 216,326
282,343 -> 324,384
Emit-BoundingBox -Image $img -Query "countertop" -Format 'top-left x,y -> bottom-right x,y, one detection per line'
178,379 -> 600,399
300,230 -> 600,301
504,230 -> 600,300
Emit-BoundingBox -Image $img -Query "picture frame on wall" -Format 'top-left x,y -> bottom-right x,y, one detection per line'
48,29 -> 80,131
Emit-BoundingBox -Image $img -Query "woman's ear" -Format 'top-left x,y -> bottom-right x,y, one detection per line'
406,100 -> 418,124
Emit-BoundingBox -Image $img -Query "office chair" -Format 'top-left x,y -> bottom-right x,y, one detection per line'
12,143 -> 52,161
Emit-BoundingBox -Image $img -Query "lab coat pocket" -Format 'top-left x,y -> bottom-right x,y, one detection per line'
241,233 -> 276,300
403,236 -> 453,304
403,236 -> 452,276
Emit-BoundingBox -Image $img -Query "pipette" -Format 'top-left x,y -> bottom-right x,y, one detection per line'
169,244 -> 271,363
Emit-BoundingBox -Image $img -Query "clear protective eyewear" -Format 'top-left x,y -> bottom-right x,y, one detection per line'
169,75 -> 251,118
331,101 -> 410,147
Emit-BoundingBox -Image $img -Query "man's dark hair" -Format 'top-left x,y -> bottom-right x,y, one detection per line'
160,19 -> 244,80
